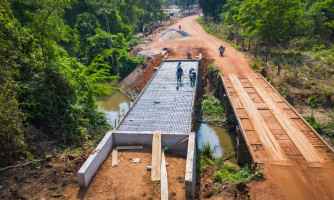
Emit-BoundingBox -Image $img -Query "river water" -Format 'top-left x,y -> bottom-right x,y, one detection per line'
193,122 -> 238,164
98,91 -> 333,164
98,91 -> 133,127
98,91 -> 238,163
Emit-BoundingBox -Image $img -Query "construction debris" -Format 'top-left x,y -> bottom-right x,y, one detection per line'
112,149 -> 118,167
132,158 -> 140,163
151,131 -> 161,181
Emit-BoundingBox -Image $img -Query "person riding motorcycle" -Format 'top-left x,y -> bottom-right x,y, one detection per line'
219,45 -> 225,57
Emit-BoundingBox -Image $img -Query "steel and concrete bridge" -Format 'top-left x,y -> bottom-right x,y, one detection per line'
117,60 -> 200,132
78,59 -> 201,199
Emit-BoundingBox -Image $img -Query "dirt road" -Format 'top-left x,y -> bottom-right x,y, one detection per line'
143,15 -> 334,199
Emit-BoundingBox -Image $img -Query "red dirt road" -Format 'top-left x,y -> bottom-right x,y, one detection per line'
143,15 -> 334,199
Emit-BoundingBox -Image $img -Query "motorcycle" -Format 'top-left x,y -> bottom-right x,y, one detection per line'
219,47 -> 225,57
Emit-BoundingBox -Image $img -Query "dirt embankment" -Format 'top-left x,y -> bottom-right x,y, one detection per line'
119,53 -> 163,99
0,145 -> 92,200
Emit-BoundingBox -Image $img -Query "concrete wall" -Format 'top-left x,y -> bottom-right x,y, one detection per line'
185,133 -> 196,199
78,130 -> 113,187
77,131 -> 196,199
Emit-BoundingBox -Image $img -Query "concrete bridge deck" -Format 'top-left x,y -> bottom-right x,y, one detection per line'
220,73 -> 334,165
118,60 -> 200,133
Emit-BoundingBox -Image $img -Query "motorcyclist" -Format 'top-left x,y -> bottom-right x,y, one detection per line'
219,45 -> 225,56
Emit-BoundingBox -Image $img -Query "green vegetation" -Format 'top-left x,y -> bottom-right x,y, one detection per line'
0,0 -> 169,166
214,163 -> 252,185
196,94 -> 225,125
196,142 -> 214,172
198,0 -> 334,136
197,142 -> 265,185
305,115 -> 334,136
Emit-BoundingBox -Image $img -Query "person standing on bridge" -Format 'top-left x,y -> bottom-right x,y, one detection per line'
177,62 -> 182,70
176,62 -> 183,84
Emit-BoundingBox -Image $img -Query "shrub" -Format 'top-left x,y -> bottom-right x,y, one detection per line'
207,63 -> 220,82
196,154 -> 213,172
312,45 -> 326,53
201,95 -> 225,124
323,122 -> 334,136
324,90 -> 332,103
251,61 -> 258,70
305,115 -> 322,133
201,141 -> 213,159
214,163 -> 252,185
307,95 -> 318,109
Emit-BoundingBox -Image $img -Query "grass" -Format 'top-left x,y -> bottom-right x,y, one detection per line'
196,142 -> 214,172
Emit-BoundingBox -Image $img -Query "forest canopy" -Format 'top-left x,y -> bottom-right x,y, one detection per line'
0,0 -> 168,166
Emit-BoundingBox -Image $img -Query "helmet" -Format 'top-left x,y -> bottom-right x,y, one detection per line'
178,62 -> 181,64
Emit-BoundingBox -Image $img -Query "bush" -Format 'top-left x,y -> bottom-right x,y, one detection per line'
312,45 -> 326,53
305,115 -> 322,133
196,154 -> 214,172
0,67 -> 26,166
323,122 -> 334,136
207,63 -> 220,83
201,94 -> 225,124
251,61 -> 259,70
201,141 -> 213,159
214,163 -> 253,185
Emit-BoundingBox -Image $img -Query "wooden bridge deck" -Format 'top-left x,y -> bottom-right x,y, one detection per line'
222,73 -> 334,165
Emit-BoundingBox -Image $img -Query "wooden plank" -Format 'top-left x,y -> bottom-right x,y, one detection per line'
231,98 -> 244,109
161,151 -> 168,200
112,149 -> 118,167
246,74 -> 322,163
151,131 -> 161,181
229,74 -> 286,161
116,146 -> 144,150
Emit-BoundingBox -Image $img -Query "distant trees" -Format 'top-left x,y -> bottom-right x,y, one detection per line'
200,0 -> 334,45
199,0 -> 334,59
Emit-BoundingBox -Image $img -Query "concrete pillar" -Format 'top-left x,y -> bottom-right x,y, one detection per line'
224,94 -> 230,117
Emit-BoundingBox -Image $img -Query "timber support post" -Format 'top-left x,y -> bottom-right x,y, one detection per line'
217,75 -> 225,98
236,126 -> 243,165
224,94 -> 230,117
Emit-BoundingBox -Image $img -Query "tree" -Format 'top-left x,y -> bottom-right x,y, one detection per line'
21,0 -> 72,61
199,0 -> 226,19
237,0 -> 303,61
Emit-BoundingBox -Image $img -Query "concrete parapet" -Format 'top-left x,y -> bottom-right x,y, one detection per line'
185,133 -> 196,199
78,130 -> 196,196
78,130 -> 113,188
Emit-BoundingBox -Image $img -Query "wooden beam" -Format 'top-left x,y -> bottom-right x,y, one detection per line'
116,146 -> 143,150
246,74 -> 322,163
229,74 -> 286,161
161,151 -> 168,200
151,131 -> 161,181
112,149 -> 118,167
